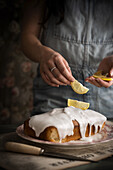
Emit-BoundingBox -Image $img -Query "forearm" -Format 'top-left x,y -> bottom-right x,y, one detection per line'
20,0 -> 75,87
21,33 -> 54,63
20,0 -> 54,63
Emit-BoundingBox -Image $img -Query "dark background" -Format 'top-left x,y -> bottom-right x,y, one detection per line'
0,0 -> 37,126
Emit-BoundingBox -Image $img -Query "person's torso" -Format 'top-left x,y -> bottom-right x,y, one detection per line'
34,0 -> 113,117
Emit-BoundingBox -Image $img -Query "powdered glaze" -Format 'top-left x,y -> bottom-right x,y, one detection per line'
29,106 -> 106,141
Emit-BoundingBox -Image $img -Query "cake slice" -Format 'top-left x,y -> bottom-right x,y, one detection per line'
24,106 -> 106,143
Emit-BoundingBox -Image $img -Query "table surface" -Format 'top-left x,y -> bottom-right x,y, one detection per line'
0,119 -> 113,170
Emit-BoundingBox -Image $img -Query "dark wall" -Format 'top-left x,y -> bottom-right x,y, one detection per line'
0,0 -> 37,125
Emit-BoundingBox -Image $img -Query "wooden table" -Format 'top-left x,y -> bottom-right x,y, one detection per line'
0,119 -> 113,170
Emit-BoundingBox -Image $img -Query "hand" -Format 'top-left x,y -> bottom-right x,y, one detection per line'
85,56 -> 113,88
40,51 -> 75,87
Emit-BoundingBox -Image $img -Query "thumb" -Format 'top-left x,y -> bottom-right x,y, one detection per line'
109,67 -> 113,77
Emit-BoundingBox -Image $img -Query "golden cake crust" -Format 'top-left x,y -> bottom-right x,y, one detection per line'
24,119 -> 105,143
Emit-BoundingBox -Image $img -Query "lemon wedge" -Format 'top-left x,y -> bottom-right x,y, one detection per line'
71,80 -> 89,94
68,99 -> 90,110
93,71 -> 113,81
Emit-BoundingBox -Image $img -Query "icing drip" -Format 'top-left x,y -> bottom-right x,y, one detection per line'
29,106 -> 107,140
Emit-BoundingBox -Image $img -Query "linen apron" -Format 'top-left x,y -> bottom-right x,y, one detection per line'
32,0 -> 113,118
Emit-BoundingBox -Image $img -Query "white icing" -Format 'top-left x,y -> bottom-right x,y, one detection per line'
69,132 -> 104,143
29,106 -> 107,141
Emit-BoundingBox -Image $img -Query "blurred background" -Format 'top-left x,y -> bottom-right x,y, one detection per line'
0,0 -> 37,131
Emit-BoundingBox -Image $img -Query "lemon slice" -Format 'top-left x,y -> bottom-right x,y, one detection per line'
93,71 -> 113,81
71,80 -> 89,94
68,99 -> 90,110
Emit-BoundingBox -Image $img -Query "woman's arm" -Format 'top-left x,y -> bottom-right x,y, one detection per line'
21,0 -> 75,87
21,0 -> 49,62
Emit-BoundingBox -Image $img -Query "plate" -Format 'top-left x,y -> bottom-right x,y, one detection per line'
16,121 -> 113,149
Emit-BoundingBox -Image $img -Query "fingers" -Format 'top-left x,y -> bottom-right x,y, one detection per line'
85,77 -> 102,87
40,53 -> 75,86
54,55 -> 75,83
50,67 -> 72,85
85,76 -> 113,88
45,65 -> 68,86
41,72 -> 59,87
95,78 -> 113,88
40,65 -> 67,87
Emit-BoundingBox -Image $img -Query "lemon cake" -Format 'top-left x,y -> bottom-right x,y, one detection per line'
24,106 -> 106,143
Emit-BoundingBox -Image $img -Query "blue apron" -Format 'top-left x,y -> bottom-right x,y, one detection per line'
32,0 -> 113,118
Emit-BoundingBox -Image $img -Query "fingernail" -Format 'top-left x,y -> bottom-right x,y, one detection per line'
110,72 -> 113,76
96,79 -> 100,82
85,80 -> 89,82
63,84 -> 67,86
60,84 -> 67,86
68,66 -> 71,70
72,79 -> 75,82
